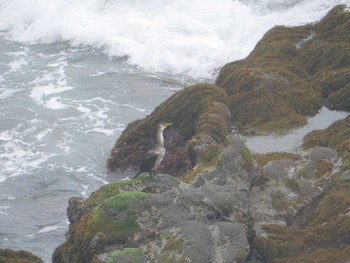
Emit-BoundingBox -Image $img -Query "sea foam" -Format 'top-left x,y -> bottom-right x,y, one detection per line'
0,0 -> 349,78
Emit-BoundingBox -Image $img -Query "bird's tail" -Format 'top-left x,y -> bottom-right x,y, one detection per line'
133,171 -> 142,179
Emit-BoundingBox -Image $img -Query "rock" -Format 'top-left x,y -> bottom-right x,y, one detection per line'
53,136 -> 350,263
255,178 -> 350,263
303,115 -> 350,170
106,83 -> 230,178
216,5 -> 350,134
53,5 -> 350,263
53,137 -> 251,263
0,248 -> 43,263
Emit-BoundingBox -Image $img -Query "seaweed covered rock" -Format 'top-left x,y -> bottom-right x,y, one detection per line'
53,137 -> 254,263
302,5 -> 350,112
216,5 -> 350,134
106,83 -> 230,177
56,5 -> 350,263
54,134 -> 350,263
255,179 -> 350,263
249,145 -> 343,239
0,248 -> 43,263
106,5 -> 350,178
303,115 -> 350,170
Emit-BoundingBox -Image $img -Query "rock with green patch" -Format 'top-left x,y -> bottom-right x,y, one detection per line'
53,138 -> 253,263
98,248 -> 144,263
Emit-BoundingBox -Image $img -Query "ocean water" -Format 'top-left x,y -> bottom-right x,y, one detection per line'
0,0 -> 349,261
244,107 -> 349,153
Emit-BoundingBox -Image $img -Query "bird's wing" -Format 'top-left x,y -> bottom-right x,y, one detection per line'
139,149 -> 160,171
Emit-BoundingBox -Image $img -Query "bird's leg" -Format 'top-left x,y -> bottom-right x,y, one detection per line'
151,170 -> 159,181
133,171 -> 142,179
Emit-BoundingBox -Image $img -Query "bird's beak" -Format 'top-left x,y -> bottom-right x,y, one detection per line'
166,123 -> 172,128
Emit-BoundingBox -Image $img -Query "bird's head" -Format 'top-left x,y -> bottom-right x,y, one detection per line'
159,122 -> 172,130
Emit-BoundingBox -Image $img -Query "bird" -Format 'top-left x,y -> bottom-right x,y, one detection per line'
133,122 -> 172,179
186,137 -> 199,169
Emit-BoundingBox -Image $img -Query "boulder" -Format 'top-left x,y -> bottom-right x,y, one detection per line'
53,137 -> 252,263
0,248 -> 43,263
106,84 -> 230,178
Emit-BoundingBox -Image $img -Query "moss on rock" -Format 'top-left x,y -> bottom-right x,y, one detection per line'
0,249 -> 43,263
254,152 -> 299,167
303,115 -> 350,170
216,25 -> 321,133
216,5 -> 350,134
87,192 -> 149,243
98,248 -> 143,263
53,187 -> 150,263
255,179 -> 350,262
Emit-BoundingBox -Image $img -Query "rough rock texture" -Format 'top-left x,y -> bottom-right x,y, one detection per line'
53,5 -> 350,263
106,5 -> 350,179
0,248 -> 43,263
53,137 -> 252,263
106,83 -> 230,177
303,115 -> 350,170
216,4 -> 350,134
53,135 -> 350,263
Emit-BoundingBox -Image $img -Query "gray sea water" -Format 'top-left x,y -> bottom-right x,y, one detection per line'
1,0 -> 349,262
0,35 -> 181,262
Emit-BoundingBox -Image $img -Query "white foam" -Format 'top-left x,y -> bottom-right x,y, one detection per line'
0,205 -> 9,215
30,85 -> 74,107
36,129 -> 52,141
0,88 -> 21,100
0,131 -> 13,141
86,127 -> 123,136
44,96 -> 66,109
8,57 -> 28,71
89,71 -> 106,77
0,0 -> 349,78
37,225 -> 61,234
81,184 -> 89,197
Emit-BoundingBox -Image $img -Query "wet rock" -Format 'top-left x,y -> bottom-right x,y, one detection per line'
53,5 -> 350,263
106,83 -> 230,178
0,248 -> 43,263
303,115 -> 350,170
216,5 -> 350,134
53,137 -> 251,263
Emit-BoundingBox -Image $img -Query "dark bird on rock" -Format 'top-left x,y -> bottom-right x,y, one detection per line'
133,122 -> 172,179
186,137 -> 199,169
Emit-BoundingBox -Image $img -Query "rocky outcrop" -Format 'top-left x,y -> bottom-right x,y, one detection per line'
0,248 -> 43,263
106,5 -> 350,179
54,137 -> 252,263
303,115 -> 350,170
216,4 -> 350,134
53,5 -> 350,263
53,135 -> 350,263
106,83 -> 230,177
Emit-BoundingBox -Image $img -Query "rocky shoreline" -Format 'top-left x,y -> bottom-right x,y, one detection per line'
3,5 -> 350,263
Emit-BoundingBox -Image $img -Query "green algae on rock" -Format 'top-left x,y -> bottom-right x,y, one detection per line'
52,181 -> 152,263
53,5 -> 350,263
0,249 -> 43,263
98,248 -> 143,263
106,83 -> 230,177
53,138 -> 254,263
